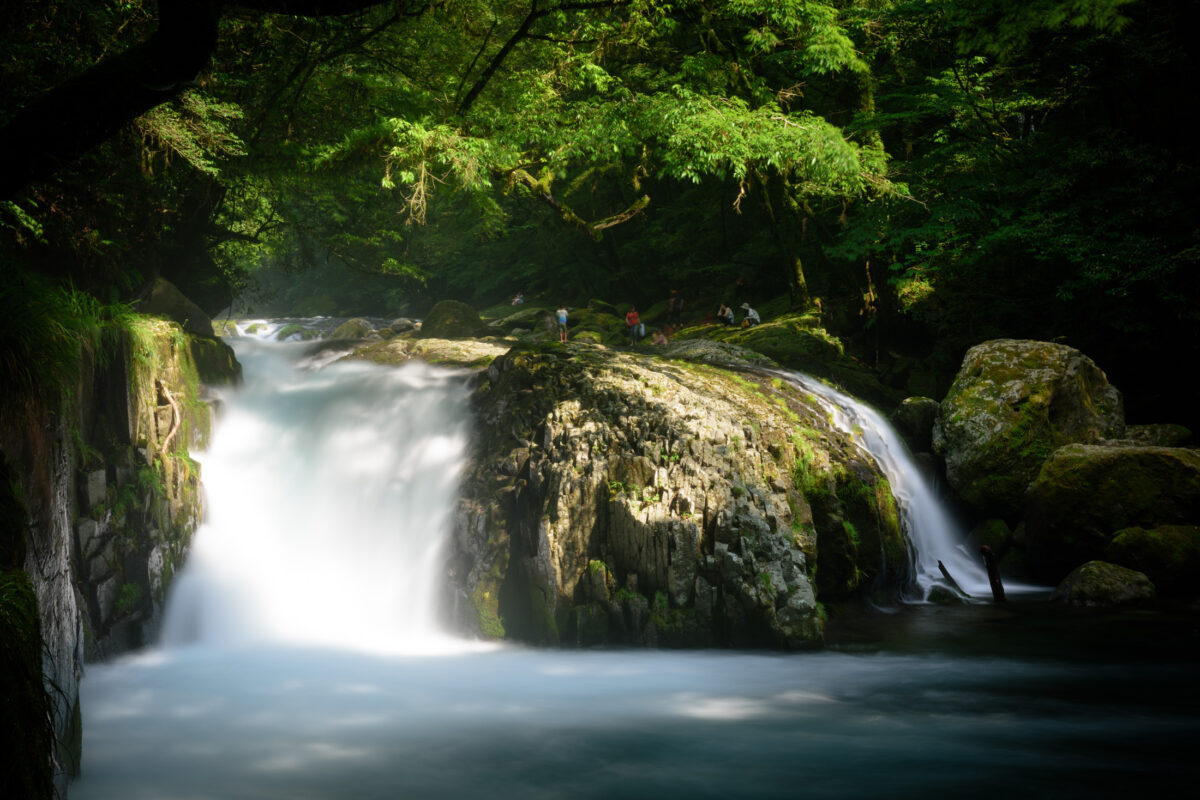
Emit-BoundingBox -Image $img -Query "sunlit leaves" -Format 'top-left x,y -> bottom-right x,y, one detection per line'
135,90 -> 247,177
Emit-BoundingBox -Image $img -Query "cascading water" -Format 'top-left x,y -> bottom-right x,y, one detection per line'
770,370 -> 994,600
69,322 -> 1197,799
161,326 -> 473,653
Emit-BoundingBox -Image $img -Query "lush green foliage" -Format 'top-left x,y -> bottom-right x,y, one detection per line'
1,0 -> 1196,424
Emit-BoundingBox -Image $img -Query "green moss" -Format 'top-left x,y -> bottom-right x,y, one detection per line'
114,582 -> 143,617
471,580 -> 506,639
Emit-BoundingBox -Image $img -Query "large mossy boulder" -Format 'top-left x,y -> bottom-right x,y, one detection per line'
452,342 -> 905,650
1024,444 -> 1200,582
1049,560 -> 1156,607
1104,525 -> 1200,596
420,300 -> 483,339
330,317 -> 374,339
933,339 -> 1124,517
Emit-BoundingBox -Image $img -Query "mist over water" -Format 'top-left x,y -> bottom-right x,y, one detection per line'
71,327 -> 1200,799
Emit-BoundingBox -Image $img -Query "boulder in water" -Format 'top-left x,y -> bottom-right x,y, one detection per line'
420,300 -> 482,339
331,317 -> 373,339
389,317 -> 417,333
1049,560 -> 1156,607
933,339 -> 1124,516
1024,444 -> 1200,581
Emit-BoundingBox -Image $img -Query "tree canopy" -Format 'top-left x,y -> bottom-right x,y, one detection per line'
2,0 -> 1196,425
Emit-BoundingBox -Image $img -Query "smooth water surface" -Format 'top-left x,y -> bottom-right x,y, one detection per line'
74,638 -> 1199,799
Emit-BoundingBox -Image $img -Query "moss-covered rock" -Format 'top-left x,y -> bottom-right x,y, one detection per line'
675,313 -> 901,408
187,335 -> 242,385
1105,525 -> 1200,596
420,300 -> 483,339
330,317 -> 374,339
933,339 -> 1124,517
1049,560 -> 1156,606
1024,444 -> 1200,581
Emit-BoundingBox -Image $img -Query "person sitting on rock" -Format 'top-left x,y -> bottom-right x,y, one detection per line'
741,303 -> 760,327
717,303 -> 735,326
651,327 -> 668,345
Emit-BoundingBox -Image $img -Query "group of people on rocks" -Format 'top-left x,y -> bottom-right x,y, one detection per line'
543,285 -> 761,347
716,302 -> 759,328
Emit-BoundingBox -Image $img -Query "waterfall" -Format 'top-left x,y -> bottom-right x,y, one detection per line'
771,370 -> 993,600
161,332 -> 472,653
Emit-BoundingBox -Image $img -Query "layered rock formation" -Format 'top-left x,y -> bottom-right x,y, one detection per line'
449,341 -> 904,649
0,317 -> 238,793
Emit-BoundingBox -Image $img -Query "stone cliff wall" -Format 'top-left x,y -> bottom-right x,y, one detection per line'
0,317 -> 238,795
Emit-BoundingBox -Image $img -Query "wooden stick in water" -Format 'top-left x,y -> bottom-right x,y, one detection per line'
980,545 -> 1006,602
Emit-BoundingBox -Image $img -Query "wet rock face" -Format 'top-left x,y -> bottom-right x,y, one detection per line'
451,342 -> 903,649
933,339 -> 1124,516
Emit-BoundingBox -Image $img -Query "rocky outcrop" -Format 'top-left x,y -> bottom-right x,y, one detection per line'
933,339 -> 1124,516
450,342 -> 904,649
350,337 -> 508,371
1049,560 -> 1156,607
0,316 -> 238,793
1024,444 -> 1200,581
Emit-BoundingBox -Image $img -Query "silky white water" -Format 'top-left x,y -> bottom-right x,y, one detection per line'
70,326 -> 1197,798
161,330 -> 473,653
771,370 -> 996,599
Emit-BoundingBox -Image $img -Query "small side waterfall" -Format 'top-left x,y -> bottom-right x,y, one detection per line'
772,370 -> 992,599
161,334 -> 472,653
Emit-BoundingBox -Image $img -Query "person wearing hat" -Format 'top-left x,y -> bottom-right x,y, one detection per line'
740,302 -> 760,328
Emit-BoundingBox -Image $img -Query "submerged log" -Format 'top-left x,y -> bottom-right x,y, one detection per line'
937,560 -> 965,595
980,545 -> 1006,602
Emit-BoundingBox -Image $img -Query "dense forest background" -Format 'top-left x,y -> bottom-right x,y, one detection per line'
2,0 -> 1196,427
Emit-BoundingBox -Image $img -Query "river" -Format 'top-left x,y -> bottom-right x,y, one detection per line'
70,324 -> 1200,799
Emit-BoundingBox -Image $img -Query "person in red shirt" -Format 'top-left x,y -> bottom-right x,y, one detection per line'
625,306 -> 643,345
